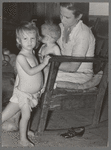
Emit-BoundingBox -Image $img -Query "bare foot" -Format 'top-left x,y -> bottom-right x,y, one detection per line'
28,130 -> 35,137
19,139 -> 34,147
2,121 -> 18,131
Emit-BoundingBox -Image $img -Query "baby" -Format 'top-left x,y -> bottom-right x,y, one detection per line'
38,21 -> 61,88
2,21 -> 50,147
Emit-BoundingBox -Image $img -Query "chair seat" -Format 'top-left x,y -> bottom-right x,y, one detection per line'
55,70 -> 103,91
44,87 -> 98,110
53,87 -> 98,95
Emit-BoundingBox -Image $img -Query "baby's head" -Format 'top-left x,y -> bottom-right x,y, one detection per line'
41,21 -> 61,43
16,21 -> 39,50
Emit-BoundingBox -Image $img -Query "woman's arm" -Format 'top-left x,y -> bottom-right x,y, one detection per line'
59,62 -> 81,72
59,31 -> 90,72
52,45 -> 62,55
53,45 -> 61,55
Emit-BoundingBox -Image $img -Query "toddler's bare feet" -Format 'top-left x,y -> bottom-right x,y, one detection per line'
2,121 -> 18,131
28,130 -> 35,137
19,139 -> 34,147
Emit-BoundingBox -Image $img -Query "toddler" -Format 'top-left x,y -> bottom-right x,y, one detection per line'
2,21 -> 50,147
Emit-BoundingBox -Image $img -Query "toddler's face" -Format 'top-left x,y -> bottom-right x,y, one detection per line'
18,30 -> 37,51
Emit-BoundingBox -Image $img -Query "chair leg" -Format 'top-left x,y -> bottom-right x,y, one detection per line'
30,93 -> 49,133
37,105 -> 49,133
92,64 -> 108,126
30,106 -> 42,132
92,95 -> 104,127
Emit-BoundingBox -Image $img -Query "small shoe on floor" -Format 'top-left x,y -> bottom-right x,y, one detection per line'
68,126 -> 85,137
60,131 -> 76,138
60,127 -> 85,138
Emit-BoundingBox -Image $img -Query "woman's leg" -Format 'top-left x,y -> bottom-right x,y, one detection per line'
19,104 -> 34,147
2,102 -> 20,123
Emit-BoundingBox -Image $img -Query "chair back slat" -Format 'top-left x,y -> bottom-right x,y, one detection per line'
91,18 -> 101,37
95,35 -> 108,57
100,39 -> 108,57
46,61 -> 60,92
95,39 -> 104,56
93,35 -> 108,74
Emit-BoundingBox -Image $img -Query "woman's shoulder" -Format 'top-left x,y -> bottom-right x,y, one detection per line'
78,21 -> 90,32
70,21 -> 95,42
73,20 -> 92,37
80,22 -> 95,39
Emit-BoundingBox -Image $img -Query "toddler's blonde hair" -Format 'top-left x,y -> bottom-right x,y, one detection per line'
16,21 -> 39,50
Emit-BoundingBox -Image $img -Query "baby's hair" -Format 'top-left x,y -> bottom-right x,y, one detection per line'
41,20 -> 61,41
16,21 -> 39,50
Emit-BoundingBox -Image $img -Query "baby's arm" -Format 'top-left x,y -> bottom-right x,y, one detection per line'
53,45 -> 61,55
38,53 -> 44,63
16,54 -> 50,76
38,46 -> 44,63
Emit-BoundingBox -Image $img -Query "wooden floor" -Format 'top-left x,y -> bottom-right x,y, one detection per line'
2,86 -> 108,148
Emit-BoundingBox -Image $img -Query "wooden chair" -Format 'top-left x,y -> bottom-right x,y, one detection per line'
91,18 -> 101,37
33,34 -> 108,133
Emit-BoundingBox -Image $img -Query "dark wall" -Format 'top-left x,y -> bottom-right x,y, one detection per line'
3,2 -> 89,54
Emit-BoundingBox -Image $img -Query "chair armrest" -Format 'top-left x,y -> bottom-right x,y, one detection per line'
49,55 -> 108,63
45,55 -> 108,92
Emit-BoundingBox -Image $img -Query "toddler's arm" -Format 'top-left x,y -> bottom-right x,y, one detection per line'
16,54 -> 50,76
14,74 -> 19,88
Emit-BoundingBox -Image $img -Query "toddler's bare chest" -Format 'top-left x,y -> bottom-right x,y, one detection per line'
27,56 -> 38,67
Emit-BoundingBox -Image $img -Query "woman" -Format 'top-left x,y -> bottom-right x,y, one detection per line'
56,3 -> 95,85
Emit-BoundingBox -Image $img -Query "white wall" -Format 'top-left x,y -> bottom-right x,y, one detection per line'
89,2 -> 109,16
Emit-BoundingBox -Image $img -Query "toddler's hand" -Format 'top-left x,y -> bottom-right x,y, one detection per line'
43,55 -> 51,66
